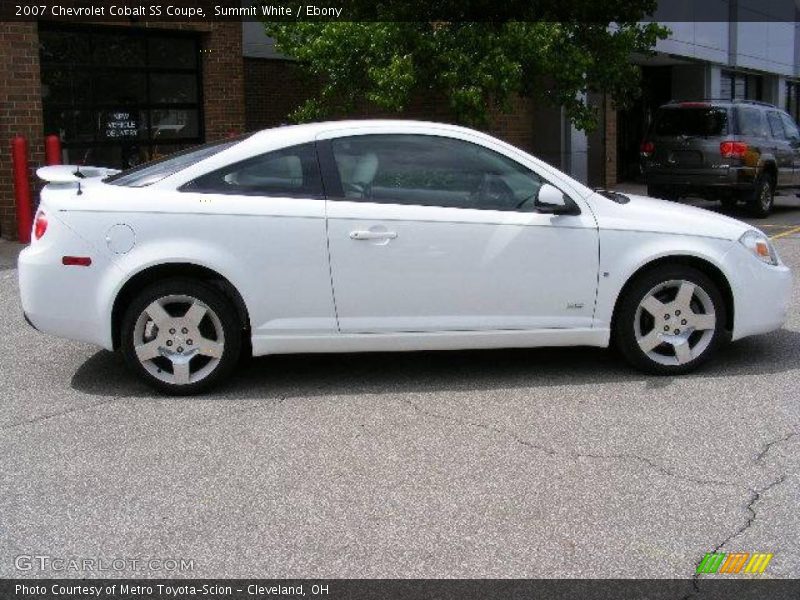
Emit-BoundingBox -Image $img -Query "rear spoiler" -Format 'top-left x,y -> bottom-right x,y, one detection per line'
36,165 -> 121,195
36,165 -> 120,184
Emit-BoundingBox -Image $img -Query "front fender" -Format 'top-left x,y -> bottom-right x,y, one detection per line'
594,230 -> 736,329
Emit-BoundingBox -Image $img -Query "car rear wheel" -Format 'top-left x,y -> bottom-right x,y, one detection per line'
120,278 -> 241,395
747,174 -> 775,218
614,266 -> 728,375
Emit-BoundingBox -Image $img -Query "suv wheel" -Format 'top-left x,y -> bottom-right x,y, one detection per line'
120,278 -> 242,395
647,184 -> 677,200
614,266 -> 728,375
747,174 -> 775,218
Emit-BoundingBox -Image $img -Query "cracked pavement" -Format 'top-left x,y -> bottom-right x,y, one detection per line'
0,206 -> 798,579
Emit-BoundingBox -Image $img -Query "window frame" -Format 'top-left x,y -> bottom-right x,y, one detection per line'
178,142 -> 326,199
317,133 -> 577,215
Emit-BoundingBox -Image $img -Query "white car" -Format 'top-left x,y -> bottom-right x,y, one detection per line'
19,120 -> 792,394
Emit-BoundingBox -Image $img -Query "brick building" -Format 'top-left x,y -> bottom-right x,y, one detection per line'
0,20 -> 245,240
0,19 -> 619,241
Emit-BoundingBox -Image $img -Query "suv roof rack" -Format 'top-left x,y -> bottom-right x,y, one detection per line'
665,98 -> 776,108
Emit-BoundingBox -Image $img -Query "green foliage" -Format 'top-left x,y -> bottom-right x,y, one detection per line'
264,12 -> 669,131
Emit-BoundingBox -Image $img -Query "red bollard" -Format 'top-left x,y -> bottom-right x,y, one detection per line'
45,134 -> 62,165
11,136 -> 33,244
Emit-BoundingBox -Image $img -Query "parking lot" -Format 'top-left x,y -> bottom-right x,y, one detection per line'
1,193 -> 798,580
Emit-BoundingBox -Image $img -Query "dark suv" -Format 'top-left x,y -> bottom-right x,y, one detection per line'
640,100 -> 800,217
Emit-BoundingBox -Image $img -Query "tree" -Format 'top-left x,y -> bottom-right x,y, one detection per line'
264,6 -> 669,131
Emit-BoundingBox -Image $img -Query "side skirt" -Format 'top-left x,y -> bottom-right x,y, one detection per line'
251,327 -> 611,356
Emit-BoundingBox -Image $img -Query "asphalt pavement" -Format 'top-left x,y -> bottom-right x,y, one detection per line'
0,197 -> 798,580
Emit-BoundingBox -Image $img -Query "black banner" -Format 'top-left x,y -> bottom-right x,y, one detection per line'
2,579 -> 800,600
0,0 -> 798,22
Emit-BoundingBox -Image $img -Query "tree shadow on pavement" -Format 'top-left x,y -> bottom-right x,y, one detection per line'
71,328 -> 800,400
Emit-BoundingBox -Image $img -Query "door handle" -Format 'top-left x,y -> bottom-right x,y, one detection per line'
349,230 -> 398,241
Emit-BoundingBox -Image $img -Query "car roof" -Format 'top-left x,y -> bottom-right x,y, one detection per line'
245,119 -> 483,143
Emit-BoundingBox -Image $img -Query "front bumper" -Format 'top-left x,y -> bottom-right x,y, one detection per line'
725,242 -> 793,341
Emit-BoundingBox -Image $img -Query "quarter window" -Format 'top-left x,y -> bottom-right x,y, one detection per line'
737,107 -> 769,137
767,112 -> 787,140
779,113 -> 800,140
329,135 -> 544,212
183,143 -> 324,198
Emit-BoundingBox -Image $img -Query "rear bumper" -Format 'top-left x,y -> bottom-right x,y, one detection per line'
642,166 -> 757,190
18,218 -> 115,350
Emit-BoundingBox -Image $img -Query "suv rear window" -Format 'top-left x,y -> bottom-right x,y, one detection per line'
653,107 -> 729,136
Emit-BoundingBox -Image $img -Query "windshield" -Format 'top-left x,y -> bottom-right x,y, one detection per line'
653,107 -> 729,137
105,137 -> 247,187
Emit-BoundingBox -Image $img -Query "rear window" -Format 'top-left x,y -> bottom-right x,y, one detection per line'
105,137 -> 246,187
653,107 -> 729,136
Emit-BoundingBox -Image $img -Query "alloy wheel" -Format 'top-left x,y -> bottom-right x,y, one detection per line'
760,180 -> 773,211
634,280 -> 717,366
132,294 -> 225,385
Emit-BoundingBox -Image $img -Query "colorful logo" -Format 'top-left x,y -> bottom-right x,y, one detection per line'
696,552 -> 773,574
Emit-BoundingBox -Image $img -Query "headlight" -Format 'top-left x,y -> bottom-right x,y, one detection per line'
739,230 -> 780,266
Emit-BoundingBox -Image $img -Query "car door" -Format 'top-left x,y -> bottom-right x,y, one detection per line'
319,131 -> 600,334
177,142 -> 337,339
779,112 -> 800,186
766,110 -> 794,187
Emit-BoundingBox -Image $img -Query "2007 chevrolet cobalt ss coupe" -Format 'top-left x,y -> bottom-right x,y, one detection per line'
19,121 -> 792,394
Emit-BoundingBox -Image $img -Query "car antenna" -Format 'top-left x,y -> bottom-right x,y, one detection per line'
74,164 -> 85,195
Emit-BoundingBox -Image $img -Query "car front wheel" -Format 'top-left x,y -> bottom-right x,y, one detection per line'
120,278 -> 242,395
614,266 -> 728,375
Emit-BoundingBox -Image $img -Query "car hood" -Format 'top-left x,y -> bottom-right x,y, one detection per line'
587,193 -> 753,241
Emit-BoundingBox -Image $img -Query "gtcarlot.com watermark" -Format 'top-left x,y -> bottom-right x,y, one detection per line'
15,554 -> 195,573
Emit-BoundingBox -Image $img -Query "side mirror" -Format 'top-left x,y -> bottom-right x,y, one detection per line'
535,183 -> 574,214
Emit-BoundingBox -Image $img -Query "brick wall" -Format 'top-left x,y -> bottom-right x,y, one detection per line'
202,22 -> 245,140
0,22 -> 44,241
604,96 -> 618,188
0,21 -> 245,240
243,57 -> 540,154
244,58 -> 317,130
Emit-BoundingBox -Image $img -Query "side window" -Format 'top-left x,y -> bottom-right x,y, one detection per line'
329,134 -> 544,212
183,143 -> 323,197
737,107 -> 769,138
779,112 -> 800,140
767,112 -> 787,140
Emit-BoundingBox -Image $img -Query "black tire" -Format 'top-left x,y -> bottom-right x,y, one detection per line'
120,278 -> 242,395
746,174 -> 775,218
614,266 -> 729,375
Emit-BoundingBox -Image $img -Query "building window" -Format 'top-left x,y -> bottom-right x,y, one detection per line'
39,24 -> 203,169
720,70 -> 763,101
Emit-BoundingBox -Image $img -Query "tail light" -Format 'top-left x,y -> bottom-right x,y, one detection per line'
640,141 -> 655,157
33,210 -> 48,240
720,141 -> 748,158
